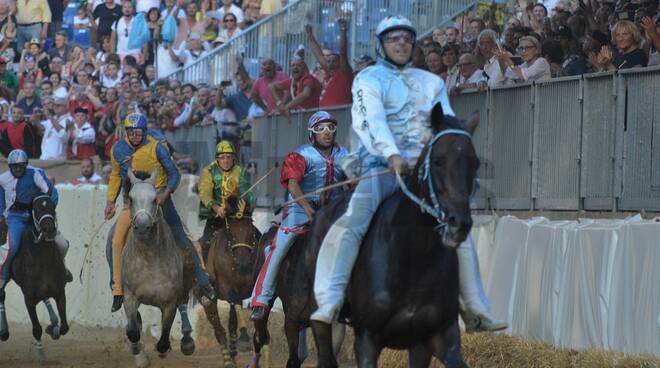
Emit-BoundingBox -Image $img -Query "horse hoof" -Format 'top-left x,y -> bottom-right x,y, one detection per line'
0,331 -> 8,341
60,324 -> 69,336
46,325 -> 60,340
180,336 -> 195,356
156,341 -> 171,357
36,347 -> 46,363
135,349 -> 150,368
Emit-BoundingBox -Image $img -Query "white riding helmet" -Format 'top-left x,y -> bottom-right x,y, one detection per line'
375,15 -> 417,63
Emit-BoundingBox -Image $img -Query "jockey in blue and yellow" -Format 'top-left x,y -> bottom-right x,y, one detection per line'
198,140 -> 253,255
250,111 -> 347,320
105,113 -> 216,312
0,149 -> 71,289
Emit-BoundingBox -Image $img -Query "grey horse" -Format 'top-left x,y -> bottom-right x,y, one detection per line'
119,170 -> 195,367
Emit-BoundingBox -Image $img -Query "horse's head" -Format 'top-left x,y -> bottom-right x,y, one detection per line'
32,194 -> 57,242
218,216 -> 258,277
419,104 -> 480,248
127,170 -> 158,241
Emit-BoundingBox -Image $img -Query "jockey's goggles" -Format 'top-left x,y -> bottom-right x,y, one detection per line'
309,123 -> 337,134
382,30 -> 415,44
126,128 -> 145,136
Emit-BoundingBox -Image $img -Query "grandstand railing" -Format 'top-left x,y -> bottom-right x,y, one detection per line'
166,66 -> 660,212
165,0 -> 477,84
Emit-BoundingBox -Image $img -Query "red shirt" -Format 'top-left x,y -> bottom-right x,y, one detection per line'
319,67 -> 353,108
68,100 -> 96,126
2,121 -> 36,157
281,72 -> 322,110
252,71 -> 290,111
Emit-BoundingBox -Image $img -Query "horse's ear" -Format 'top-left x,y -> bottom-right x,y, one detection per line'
127,169 -> 137,184
148,170 -> 157,184
431,103 -> 448,133
464,110 -> 480,135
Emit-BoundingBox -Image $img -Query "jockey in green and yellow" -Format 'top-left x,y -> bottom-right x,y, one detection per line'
198,141 -> 253,254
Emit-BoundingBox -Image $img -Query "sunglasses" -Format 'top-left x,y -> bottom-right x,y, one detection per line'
517,45 -> 536,52
309,124 -> 337,134
223,18 -> 236,23
126,129 -> 144,137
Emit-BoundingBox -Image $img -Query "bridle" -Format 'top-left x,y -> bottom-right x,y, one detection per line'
221,216 -> 259,273
32,194 -> 57,243
129,183 -> 161,227
395,129 -> 474,232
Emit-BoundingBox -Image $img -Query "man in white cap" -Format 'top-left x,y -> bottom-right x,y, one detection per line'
169,32 -> 208,68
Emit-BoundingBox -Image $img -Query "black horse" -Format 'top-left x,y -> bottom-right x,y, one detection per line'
306,105 -> 480,368
1,195 -> 69,362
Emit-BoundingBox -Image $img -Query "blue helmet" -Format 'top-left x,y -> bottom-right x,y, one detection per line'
123,113 -> 148,130
8,149 -> 28,165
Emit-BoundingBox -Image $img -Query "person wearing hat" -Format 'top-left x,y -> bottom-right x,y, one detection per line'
250,111 -> 347,320
105,113 -> 216,312
310,16 -> 507,332
197,140 -> 253,256
15,0 -> 51,54
68,106 -> 96,160
0,56 -> 18,97
0,149 -> 72,292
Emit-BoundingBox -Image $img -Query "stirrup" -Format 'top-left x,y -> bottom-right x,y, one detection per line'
250,306 -> 267,321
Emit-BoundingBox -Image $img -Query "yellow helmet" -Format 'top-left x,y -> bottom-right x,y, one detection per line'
215,141 -> 236,156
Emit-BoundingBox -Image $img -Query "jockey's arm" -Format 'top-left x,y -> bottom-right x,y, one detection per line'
432,77 -> 456,118
33,169 -> 56,205
351,74 -> 401,162
288,179 -> 314,218
0,184 -> 5,219
106,148 -> 123,205
155,142 -> 181,200
198,165 -> 217,210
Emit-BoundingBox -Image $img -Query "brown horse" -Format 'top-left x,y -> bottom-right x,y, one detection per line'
202,215 -> 264,368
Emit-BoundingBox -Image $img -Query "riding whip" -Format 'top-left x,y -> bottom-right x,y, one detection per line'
274,169 -> 392,215
240,162 -> 279,199
78,218 -> 108,283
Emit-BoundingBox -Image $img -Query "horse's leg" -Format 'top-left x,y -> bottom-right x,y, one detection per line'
331,322 -> 346,357
353,329 -> 382,368
228,303 -> 238,358
124,297 -> 149,368
408,344 -> 432,368
249,309 -> 271,368
284,316 -> 304,368
156,304 -> 176,358
203,301 -> 235,368
428,321 -> 469,368
0,288 -> 8,341
298,328 -> 308,362
178,304 -> 195,356
54,292 -> 69,337
311,320 -> 338,368
236,305 -> 251,351
43,299 -> 60,340
25,297 -> 46,362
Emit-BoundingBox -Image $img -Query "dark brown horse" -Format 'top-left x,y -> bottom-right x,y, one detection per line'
202,213 -> 263,368
2,195 -> 69,362
310,105 -> 480,368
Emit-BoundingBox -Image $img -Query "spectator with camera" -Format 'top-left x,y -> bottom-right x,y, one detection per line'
38,97 -> 69,160
68,107 -> 96,160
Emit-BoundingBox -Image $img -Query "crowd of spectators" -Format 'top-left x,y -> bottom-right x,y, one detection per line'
413,0 -> 659,94
0,0 -> 657,183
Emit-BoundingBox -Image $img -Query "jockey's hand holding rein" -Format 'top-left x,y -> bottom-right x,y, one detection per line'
104,202 -> 116,220
388,154 -> 408,175
288,179 -> 315,219
211,204 -> 227,218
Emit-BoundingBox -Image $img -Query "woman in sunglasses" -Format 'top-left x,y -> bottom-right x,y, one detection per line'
498,35 -> 551,83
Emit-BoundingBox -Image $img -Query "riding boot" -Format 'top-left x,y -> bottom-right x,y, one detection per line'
250,305 -> 267,321
54,232 -> 73,283
111,295 -> 124,313
457,234 -> 508,332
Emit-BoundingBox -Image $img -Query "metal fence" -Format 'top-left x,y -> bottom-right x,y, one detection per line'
191,66 -> 656,212
166,0 -> 477,85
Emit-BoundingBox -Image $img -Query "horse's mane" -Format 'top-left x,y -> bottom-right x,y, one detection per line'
123,170 -> 152,196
